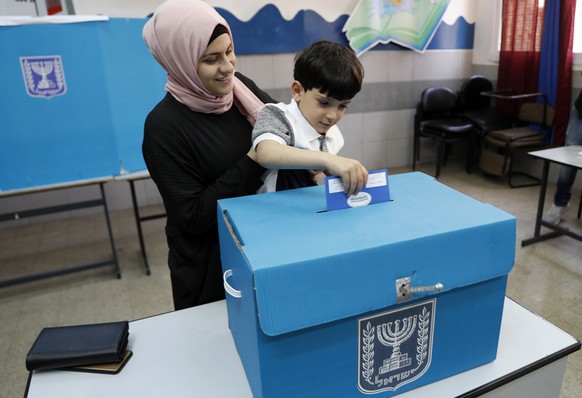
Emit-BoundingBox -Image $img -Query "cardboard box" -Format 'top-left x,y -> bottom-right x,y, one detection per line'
217,172 -> 515,397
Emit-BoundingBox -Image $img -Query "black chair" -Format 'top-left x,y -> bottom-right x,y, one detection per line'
480,94 -> 554,188
413,87 -> 477,179
457,75 -> 514,135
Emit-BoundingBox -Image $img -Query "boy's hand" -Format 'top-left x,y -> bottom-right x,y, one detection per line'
324,155 -> 368,196
254,141 -> 367,194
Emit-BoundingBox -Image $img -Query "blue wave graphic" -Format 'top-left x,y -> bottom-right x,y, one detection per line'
217,5 -> 474,55
428,17 -> 474,50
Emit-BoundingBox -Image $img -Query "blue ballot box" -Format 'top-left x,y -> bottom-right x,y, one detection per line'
217,172 -> 515,398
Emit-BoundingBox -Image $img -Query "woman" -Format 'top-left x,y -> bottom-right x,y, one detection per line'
142,0 -> 274,310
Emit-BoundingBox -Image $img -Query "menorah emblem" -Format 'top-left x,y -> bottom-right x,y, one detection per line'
30,61 -> 55,89
377,315 -> 418,373
20,55 -> 67,99
358,299 -> 435,394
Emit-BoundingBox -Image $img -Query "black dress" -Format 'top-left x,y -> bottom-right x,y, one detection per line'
142,73 -> 274,310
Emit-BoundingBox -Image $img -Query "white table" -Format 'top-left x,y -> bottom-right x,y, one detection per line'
522,145 -> 582,246
25,298 -> 580,398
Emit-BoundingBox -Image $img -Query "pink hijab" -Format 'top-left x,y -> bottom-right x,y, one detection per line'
142,0 -> 263,124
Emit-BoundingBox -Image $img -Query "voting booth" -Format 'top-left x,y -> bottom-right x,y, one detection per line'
0,17 -> 166,192
217,172 -> 516,398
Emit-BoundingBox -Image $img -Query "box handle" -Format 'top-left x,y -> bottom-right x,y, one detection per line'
396,276 -> 443,303
223,269 -> 242,298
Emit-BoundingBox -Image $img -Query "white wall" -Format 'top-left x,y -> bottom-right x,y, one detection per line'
0,0 -> 511,228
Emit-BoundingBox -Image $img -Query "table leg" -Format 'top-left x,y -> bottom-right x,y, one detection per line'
534,160 -> 549,236
130,180 -> 151,275
521,160 -> 580,246
101,183 -> 121,278
521,160 -> 562,246
0,181 -> 121,287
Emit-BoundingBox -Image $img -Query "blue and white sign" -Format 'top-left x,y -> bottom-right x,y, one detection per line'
325,168 -> 390,211
358,299 -> 435,393
20,55 -> 66,99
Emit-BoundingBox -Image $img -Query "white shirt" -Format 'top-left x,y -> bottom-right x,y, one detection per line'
252,99 -> 344,193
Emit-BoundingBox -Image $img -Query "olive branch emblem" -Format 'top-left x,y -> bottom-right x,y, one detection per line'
415,307 -> 430,368
361,321 -> 375,384
22,61 -> 35,92
53,58 -> 65,89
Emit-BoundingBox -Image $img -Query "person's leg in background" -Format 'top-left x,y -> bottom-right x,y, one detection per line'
545,107 -> 582,225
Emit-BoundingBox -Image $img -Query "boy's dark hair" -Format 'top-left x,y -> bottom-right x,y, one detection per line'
293,40 -> 364,101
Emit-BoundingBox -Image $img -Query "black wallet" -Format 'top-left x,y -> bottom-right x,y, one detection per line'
26,321 -> 129,371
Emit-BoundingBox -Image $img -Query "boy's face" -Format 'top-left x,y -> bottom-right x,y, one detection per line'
291,81 -> 351,134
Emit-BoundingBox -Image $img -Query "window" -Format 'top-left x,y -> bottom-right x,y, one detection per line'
574,1 -> 582,53
493,0 -> 582,66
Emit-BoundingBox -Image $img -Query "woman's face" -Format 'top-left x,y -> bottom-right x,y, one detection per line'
197,33 -> 236,97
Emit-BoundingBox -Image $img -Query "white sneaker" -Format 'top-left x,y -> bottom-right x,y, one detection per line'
544,204 -> 569,225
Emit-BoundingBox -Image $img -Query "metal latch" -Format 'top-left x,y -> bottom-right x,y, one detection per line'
395,277 -> 443,303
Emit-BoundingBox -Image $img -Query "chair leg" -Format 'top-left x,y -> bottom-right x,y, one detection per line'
466,134 -> 475,174
442,144 -> 448,166
474,131 -> 484,167
412,133 -> 419,170
508,172 -> 541,188
507,148 -> 541,188
436,139 -> 445,179
578,189 -> 582,219
505,149 -> 514,187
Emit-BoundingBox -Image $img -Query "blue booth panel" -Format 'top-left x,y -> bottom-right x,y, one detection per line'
0,18 -> 166,191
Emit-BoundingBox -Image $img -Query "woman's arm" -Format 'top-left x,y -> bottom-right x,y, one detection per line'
143,96 -> 265,235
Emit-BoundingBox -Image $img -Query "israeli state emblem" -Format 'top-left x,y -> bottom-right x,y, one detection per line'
20,55 -> 67,99
358,299 -> 435,393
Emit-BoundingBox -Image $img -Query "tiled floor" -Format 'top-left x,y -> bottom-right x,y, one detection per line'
0,160 -> 580,398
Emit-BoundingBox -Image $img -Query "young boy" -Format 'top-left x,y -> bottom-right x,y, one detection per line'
252,40 -> 368,196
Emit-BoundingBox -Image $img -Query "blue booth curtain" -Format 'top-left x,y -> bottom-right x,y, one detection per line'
540,0 -> 576,146
539,0 -> 576,146
538,0 -> 559,129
